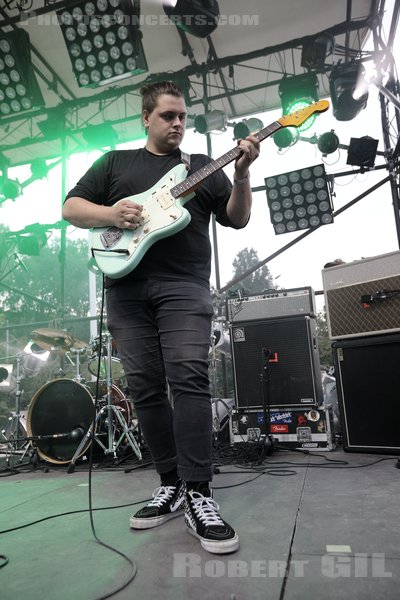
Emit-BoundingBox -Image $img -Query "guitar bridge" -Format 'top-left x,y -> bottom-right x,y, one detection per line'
100,227 -> 123,249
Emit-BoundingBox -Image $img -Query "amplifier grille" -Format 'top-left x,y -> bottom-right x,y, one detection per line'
326,274 -> 400,339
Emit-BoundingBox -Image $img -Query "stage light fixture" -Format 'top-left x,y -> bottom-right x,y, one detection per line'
17,232 -> 48,256
317,130 -> 340,155
0,29 -> 44,117
346,136 -> 378,168
1,178 -> 22,200
273,127 -> 299,150
163,0 -> 220,38
194,110 -> 226,134
0,153 -> 10,176
265,164 -> 333,235
329,61 -> 369,121
233,118 -> 263,140
301,33 -> 334,70
82,122 -> 118,149
30,159 -> 49,180
57,0 -> 148,88
37,107 -> 66,140
278,73 -> 319,132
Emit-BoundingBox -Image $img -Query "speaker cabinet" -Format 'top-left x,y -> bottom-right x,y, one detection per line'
230,316 -> 323,409
332,334 -> 400,454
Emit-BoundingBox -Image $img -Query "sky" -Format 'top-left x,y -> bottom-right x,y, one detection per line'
1,4 -> 399,316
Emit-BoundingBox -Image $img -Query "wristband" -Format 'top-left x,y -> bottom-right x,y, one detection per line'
234,173 -> 250,185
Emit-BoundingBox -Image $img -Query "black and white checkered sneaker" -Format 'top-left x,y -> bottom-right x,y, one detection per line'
130,480 -> 185,529
185,489 -> 239,554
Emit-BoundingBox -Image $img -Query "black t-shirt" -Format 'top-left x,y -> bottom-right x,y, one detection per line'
65,147 -> 239,287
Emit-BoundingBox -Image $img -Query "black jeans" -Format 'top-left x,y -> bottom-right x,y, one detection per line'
106,279 -> 214,482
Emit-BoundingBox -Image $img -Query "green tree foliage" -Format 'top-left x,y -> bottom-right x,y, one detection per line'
1,233 -> 92,332
231,247 -> 277,294
0,229 -> 98,422
210,248 -> 278,400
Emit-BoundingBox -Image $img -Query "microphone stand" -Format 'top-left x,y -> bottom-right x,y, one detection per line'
259,348 -> 275,460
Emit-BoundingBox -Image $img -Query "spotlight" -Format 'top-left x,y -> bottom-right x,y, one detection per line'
82,122 -> 118,149
30,159 -> 49,180
329,61 -> 368,121
346,136 -> 378,168
17,232 -> 48,256
233,118 -> 263,140
211,323 -> 231,356
273,127 -> 299,149
278,73 -> 319,131
23,342 -> 50,377
0,153 -> 10,176
0,364 -> 14,393
57,0 -> 148,88
0,30 -> 44,117
265,164 -> 333,235
163,0 -> 220,38
317,130 -> 340,155
194,110 -> 226,134
37,107 -> 66,140
301,33 -> 335,70
1,178 -> 22,200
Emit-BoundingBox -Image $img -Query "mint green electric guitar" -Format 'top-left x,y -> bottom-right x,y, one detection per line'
90,100 -> 329,278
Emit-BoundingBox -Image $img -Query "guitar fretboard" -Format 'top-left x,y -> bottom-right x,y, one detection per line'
171,120 -> 281,198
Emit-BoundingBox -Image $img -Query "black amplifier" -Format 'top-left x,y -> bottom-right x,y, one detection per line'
332,333 -> 400,454
226,287 -> 316,323
230,316 -> 323,409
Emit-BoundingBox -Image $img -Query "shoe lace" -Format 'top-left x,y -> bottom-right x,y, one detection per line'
189,491 -> 224,526
148,485 -> 176,508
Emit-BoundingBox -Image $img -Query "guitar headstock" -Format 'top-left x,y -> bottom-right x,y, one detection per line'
278,100 -> 330,129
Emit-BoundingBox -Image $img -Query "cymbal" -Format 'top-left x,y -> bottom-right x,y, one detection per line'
30,328 -> 74,351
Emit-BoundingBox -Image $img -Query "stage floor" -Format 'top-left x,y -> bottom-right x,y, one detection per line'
1,441 -> 399,600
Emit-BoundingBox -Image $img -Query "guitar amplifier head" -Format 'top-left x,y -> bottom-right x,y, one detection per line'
226,287 -> 316,323
322,250 -> 400,340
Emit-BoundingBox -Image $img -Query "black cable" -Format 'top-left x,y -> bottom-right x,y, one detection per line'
0,497 -> 151,536
85,275 -> 138,599
0,554 -> 9,569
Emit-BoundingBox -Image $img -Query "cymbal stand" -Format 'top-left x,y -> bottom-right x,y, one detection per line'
1,354 -> 32,469
70,348 -> 85,383
67,334 -> 141,473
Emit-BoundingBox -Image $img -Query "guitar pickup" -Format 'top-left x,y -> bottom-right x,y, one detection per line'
155,186 -> 174,210
100,226 -> 124,249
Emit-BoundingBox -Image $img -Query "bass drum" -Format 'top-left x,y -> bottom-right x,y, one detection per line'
26,379 -> 95,465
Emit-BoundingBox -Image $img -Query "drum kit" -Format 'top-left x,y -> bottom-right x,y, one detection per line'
0,327 -> 141,471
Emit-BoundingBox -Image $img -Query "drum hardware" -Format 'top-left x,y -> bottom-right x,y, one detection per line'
69,347 -> 87,383
209,319 -> 233,437
67,334 -> 141,473
4,353 -> 24,450
0,354 -> 48,472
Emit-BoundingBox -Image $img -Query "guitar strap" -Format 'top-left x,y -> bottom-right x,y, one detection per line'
180,151 -> 191,172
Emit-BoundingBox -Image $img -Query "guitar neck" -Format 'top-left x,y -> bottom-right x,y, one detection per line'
171,120 -> 282,198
